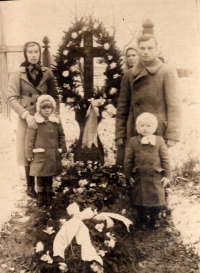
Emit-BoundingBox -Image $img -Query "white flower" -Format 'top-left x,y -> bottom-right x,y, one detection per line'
63,83 -> 71,90
73,187 -> 85,194
90,262 -> 103,273
78,179 -> 88,187
121,209 -> 126,215
9,267 -> 15,271
40,251 -> 53,264
43,227 -> 55,235
110,62 -> 117,69
35,241 -> 44,253
103,43 -> 110,50
59,262 -> 68,272
71,32 -> 78,39
90,183 -> 97,187
104,237 -> 116,248
63,187 -> 69,193
108,55 -> 113,60
109,88 -> 117,95
66,97 -> 75,103
100,182 -> 107,188
62,70 -> 69,77
98,250 -> 107,257
63,50 -> 69,56
1,264 -> 7,268
113,74 -> 120,79
95,223 -> 105,232
93,22 -> 99,29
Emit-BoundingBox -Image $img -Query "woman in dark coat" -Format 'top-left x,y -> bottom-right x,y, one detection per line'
7,41 -> 59,198
25,95 -> 67,207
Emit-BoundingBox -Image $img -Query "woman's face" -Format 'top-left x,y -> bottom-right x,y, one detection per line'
126,49 -> 138,67
26,44 -> 40,64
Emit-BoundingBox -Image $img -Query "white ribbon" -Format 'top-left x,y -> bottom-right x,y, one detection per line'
53,203 -> 133,264
82,98 -> 105,148
141,135 -> 156,146
94,212 -> 133,232
53,203 -> 103,265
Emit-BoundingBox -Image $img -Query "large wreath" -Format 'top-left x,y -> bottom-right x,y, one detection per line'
52,17 -> 123,114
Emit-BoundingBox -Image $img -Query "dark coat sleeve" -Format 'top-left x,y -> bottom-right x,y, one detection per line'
164,66 -> 181,141
124,138 -> 135,178
158,137 -> 172,179
115,71 -> 132,140
25,128 -> 37,158
58,122 -> 67,153
46,68 -> 60,113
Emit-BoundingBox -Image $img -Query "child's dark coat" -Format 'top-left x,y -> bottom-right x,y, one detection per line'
124,135 -> 171,206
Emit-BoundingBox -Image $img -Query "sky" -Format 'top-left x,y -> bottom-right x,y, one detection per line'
0,0 -> 200,76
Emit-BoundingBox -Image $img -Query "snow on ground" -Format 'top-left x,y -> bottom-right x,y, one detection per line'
0,76 -> 200,255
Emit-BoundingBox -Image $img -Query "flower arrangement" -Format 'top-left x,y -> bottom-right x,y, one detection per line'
32,160 -> 141,273
52,16 -> 123,115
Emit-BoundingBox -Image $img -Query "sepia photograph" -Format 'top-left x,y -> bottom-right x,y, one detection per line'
0,0 -> 200,272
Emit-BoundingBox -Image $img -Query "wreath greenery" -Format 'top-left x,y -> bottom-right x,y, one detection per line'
52,16 -> 123,113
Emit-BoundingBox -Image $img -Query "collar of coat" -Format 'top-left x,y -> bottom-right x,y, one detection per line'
18,66 -> 50,92
131,57 -> 162,80
34,112 -> 60,124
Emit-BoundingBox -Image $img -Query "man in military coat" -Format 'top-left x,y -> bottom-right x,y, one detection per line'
115,34 -> 181,165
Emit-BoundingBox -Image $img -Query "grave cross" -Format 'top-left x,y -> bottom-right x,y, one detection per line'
74,31 -> 106,100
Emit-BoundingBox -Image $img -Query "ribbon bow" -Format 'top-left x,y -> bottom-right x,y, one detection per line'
141,135 -> 156,146
53,203 -> 133,264
82,98 -> 105,148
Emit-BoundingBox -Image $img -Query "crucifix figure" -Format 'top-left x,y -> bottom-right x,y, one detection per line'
73,31 -> 107,165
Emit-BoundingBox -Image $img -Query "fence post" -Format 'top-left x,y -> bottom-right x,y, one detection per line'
0,8 -> 9,118
42,36 -> 51,67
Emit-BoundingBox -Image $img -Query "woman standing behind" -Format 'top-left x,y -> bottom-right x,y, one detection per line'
7,41 -> 59,198
116,46 -> 138,166
122,46 -> 138,73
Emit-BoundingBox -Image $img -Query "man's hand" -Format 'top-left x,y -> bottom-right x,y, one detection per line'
27,157 -> 33,162
161,177 -> 170,188
129,178 -> 135,187
117,138 -> 126,146
26,114 -> 38,129
166,139 -> 177,148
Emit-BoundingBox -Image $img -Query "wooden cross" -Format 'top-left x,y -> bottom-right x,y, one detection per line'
76,31 -> 105,100
71,31 -> 107,164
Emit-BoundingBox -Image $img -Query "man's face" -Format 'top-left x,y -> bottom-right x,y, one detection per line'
137,38 -> 157,64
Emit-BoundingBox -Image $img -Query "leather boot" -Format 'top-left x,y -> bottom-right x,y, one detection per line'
25,166 -> 37,198
37,191 -> 45,207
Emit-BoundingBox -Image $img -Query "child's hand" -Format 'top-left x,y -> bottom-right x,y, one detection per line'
27,157 -> 33,162
129,178 -> 135,187
161,177 -> 170,188
58,148 -> 62,153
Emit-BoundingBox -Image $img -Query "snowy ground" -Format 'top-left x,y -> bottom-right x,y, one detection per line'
0,76 -> 200,256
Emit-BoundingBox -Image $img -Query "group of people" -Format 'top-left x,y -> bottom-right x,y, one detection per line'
7,32 -> 181,229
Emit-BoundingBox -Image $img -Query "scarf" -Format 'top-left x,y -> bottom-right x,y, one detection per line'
20,61 -> 43,87
141,135 -> 156,146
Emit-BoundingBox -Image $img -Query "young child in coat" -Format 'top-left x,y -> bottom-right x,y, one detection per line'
25,95 -> 67,207
124,112 -> 171,229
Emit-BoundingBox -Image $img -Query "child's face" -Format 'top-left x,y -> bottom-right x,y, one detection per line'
40,106 -> 53,118
137,119 -> 155,136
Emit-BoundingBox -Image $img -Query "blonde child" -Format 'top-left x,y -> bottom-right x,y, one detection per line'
25,95 -> 67,207
124,112 -> 171,229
